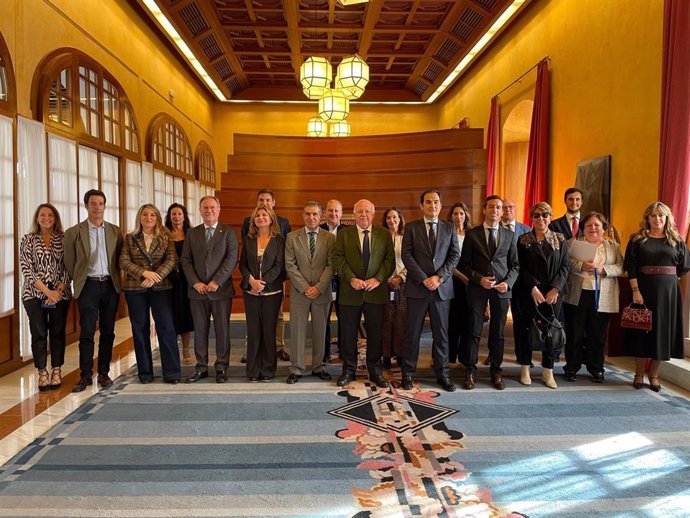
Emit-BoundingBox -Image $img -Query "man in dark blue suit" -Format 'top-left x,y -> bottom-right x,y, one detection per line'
400,190 -> 461,392
549,187 -> 584,239
460,195 -> 519,390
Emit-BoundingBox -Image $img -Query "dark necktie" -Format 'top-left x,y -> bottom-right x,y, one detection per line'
308,231 -> 316,258
487,227 -> 497,257
206,227 -> 213,244
427,221 -> 436,253
362,229 -> 370,273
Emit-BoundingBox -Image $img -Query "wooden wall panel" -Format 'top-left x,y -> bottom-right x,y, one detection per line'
219,128 -> 487,312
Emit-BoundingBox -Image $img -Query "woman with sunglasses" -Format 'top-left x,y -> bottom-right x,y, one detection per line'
514,202 -> 569,388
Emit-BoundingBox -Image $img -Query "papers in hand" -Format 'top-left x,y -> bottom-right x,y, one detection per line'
570,239 -> 598,262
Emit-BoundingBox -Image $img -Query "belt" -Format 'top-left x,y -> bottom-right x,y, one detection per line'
87,275 -> 111,282
639,266 -> 676,275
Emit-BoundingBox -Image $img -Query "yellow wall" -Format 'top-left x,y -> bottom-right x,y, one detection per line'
214,103 -> 439,156
1,0 -> 219,167
438,0 -> 663,241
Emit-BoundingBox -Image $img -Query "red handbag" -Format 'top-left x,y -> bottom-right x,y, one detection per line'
620,304 -> 652,332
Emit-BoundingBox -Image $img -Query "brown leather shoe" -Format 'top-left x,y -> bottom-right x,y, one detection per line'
464,370 -> 476,390
72,376 -> 93,393
97,374 -> 113,388
492,374 -> 505,390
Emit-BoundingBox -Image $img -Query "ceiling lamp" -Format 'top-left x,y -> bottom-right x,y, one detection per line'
307,117 -> 328,137
319,89 -> 349,122
336,55 -> 369,100
329,120 -> 351,137
300,56 -> 332,100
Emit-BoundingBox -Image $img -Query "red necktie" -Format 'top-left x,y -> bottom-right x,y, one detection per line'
571,216 -> 579,237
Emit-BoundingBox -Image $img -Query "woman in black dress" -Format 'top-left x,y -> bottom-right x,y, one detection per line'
447,202 -> 471,364
624,201 -> 690,392
165,203 -> 195,365
381,207 -> 406,369
515,202 -> 569,388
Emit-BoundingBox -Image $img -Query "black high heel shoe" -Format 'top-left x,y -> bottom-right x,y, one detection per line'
648,376 -> 661,392
632,374 -> 644,389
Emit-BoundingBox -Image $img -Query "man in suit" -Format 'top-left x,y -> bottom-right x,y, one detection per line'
241,188 -> 292,362
331,199 -> 395,388
64,189 -> 123,392
549,187 -> 584,239
181,195 -> 238,383
460,195 -> 519,390
285,202 -> 335,384
400,190 -> 460,392
501,199 -> 531,363
320,199 -> 344,363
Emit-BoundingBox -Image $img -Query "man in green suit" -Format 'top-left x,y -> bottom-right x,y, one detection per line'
331,199 -> 395,388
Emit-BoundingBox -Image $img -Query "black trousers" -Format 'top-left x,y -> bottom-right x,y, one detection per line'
448,278 -> 470,364
22,298 -> 70,369
244,292 -> 283,379
77,278 -> 119,377
402,296 -> 451,379
324,297 -> 341,361
464,291 -> 509,375
564,291 -> 610,375
339,302 -> 384,377
518,300 -> 562,369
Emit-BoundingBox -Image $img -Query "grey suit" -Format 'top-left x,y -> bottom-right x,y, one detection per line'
64,220 -> 123,378
401,219 -> 460,379
181,222 -> 238,371
285,228 -> 334,375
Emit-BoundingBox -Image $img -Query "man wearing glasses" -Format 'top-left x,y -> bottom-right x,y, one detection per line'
459,195 -> 519,390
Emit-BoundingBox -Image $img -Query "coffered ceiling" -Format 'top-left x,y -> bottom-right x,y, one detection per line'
135,0 -> 530,102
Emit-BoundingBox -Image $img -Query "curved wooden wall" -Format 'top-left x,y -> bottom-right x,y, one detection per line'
219,128 -> 487,312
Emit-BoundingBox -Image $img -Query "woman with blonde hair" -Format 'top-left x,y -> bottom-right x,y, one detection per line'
20,203 -> 72,391
120,204 -> 181,384
240,203 -> 285,382
624,201 -> 690,392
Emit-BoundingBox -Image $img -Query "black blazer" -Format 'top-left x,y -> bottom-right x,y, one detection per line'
460,225 -> 519,299
239,234 -> 286,293
515,230 -> 569,297
320,223 -> 345,293
550,215 -> 583,240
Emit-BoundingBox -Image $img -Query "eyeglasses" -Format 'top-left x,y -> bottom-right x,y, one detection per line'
531,213 -> 551,219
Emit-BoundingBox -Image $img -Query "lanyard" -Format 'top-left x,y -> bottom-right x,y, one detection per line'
594,269 -> 600,311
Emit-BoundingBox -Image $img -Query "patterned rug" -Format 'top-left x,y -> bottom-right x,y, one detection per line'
0,362 -> 689,518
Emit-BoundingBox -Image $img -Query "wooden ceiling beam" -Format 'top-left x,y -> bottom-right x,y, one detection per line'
283,0 -> 304,83
357,0 -> 383,59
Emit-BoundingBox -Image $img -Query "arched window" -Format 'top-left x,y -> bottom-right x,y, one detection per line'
32,49 -> 140,158
195,141 -> 216,187
0,31 -> 16,117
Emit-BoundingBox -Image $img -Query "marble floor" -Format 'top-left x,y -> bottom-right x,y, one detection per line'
1,316 -> 689,468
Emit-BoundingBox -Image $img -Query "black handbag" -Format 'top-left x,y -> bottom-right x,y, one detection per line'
529,304 -> 566,351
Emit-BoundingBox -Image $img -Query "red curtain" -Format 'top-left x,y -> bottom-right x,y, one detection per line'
658,0 -> 690,235
485,96 -> 499,196
523,61 -> 550,223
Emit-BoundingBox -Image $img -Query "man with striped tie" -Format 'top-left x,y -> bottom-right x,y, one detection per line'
284,202 -> 335,384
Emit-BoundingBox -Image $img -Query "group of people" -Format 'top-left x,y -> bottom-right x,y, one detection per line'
19,186 -> 690,394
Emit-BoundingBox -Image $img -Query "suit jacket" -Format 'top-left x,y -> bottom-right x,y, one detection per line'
460,224 -> 519,299
181,223 -> 238,300
563,237 -> 623,313
330,224 -> 395,306
285,228 -> 334,304
64,220 -> 123,298
239,234 -> 285,293
515,230 -> 569,297
242,214 -> 291,239
120,232 -> 177,292
550,214 -> 583,239
503,220 -> 531,244
402,219 -> 460,300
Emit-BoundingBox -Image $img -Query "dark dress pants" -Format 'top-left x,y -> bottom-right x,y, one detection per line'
402,295 -> 451,379
464,290 -> 509,376
448,277 -> 469,363
518,299 -> 562,369
77,278 -> 119,377
339,302 -> 384,378
22,298 -> 70,369
125,289 -> 181,382
190,297 -> 232,371
244,292 -> 282,379
564,291 -> 609,375
324,277 -> 341,362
